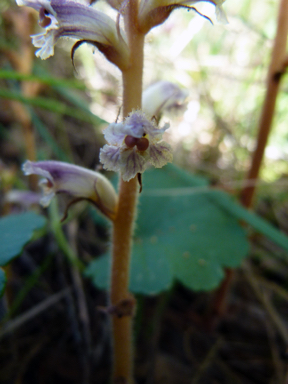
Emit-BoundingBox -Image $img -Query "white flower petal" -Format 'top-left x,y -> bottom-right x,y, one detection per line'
16,0 -> 53,12
100,145 -> 122,172
32,31 -> 57,59
123,111 -> 151,138
215,4 -> 228,23
148,122 -> 170,141
148,142 -> 173,168
142,81 -> 188,118
40,190 -> 55,207
103,123 -> 127,145
120,149 -> 147,181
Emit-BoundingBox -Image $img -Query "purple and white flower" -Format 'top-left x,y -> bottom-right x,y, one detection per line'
142,81 -> 188,118
99,110 -> 173,181
22,160 -> 118,220
138,0 -> 227,34
16,0 -> 128,65
5,190 -> 42,208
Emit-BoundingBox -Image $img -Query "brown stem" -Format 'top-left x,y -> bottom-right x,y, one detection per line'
110,0 -> 145,382
210,0 -> 288,326
240,0 -> 288,208
110,176 -> 138,383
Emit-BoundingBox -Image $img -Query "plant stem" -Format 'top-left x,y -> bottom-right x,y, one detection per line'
110,0 -> 145,382
210,0 -> 288,326
240,0 -> 288,208
110,177 -> 138,383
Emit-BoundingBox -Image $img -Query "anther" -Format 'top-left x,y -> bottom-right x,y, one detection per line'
136,137 -> 149,151
124,135 -> 138,148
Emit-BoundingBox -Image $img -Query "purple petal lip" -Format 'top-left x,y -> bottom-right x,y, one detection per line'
24,160 -> 91,181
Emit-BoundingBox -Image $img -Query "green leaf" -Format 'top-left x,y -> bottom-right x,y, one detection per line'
86,164 -> 288,294
209,191 -> 288,252
0,89 -> 103,125
33,66 -> 107,124
31,112 -> 72,163
0,69 -> 86,89
0,212 -> 46,267
85,164 -> 249,294
85,252 -> 110,290
133,190 -> 248,293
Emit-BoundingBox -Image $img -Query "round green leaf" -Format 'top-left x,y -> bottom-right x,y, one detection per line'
85,164 -> 249,294
130,239 -> 173,294
85,252 -> 110,290
134,191 -> 249,292
0,212 -> 46,267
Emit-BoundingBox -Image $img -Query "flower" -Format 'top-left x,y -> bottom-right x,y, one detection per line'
22,160 -> 118,220
99,110 -> 173,181
5,190 -> 41,208
138,0 -> 227,34
142,81 -> 188,118
16,0 -> 128,68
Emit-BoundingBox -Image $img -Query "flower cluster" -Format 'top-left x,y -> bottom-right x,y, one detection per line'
100,110 -> 173,181
16,0 -> 225,199
20,82 -> 185,214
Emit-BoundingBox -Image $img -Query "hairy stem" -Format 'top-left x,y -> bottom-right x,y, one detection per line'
110,0 -> 145,382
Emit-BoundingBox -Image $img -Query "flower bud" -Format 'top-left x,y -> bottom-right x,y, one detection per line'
138,0 -> 227,34
142,81 -> 188,118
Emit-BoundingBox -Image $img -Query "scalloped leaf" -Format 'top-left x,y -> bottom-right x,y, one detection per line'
86,164 -> 288,294
85,164 -> 249,294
